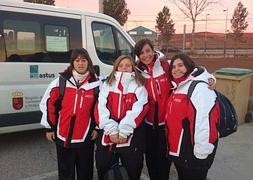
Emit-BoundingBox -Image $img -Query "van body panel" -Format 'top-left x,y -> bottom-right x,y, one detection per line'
0,0 -> 135,133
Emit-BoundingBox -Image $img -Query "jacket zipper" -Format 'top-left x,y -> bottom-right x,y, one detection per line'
169,96 -> 174,114
64,88 -> 78,147
118,92 -> 122,120
80,95 -> 83,108
73,88 -> 78,114
149,68 -> 156,101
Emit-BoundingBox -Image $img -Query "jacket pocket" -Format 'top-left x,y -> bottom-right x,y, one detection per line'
180,118 -> 217,170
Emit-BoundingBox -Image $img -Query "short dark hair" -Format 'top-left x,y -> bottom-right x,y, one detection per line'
169,53 -> 196,78
134,39 -> 154,58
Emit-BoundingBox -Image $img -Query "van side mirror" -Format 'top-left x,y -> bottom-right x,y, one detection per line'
94,65 -> 100,76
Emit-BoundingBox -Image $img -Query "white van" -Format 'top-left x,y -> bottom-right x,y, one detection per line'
0,0 -> 135,133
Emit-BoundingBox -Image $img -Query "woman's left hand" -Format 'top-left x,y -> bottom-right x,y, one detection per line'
118,135 -> 127,144
208,78 -> 216,90
91,130 -> 98,140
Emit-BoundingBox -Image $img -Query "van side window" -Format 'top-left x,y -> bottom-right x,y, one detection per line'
92,22 -> 134,65
92,22 -> 117,65
116,31 -> 133,57
44,25 -> 70,63
3,20 -> 41,62
0,33 -> 7,62
0,11 -> 82,63
45,25 -> 69,52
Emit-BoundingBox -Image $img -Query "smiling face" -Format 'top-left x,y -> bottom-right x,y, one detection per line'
171,58 -> 187,79
117,58 -> 133,73
73,55 -> 88,74
138,44 -> 155,65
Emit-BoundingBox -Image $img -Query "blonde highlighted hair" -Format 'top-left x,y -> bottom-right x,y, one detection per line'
106,55 -> 145,86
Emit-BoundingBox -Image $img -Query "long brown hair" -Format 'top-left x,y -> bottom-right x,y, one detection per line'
106,55 -> 145,86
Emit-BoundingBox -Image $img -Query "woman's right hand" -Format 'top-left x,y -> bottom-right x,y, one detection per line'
46,132 -> 55,142
110,134 -> 119,143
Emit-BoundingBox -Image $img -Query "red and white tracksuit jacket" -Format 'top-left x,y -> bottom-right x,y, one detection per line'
165,68 -> 220,169
136,54 -> 172,127
95,72 -> 149,147
40,72 -> 100,147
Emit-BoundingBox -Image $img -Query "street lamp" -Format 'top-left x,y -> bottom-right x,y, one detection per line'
204,13 -> 210,52
223,8 -> 228,55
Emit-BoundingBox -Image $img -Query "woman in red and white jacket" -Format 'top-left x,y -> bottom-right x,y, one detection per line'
165,53 -> 220,180
134,39 -> 172,180
94,55 -> 149,180
134,39 -> 216,180
40,48 -> 100,180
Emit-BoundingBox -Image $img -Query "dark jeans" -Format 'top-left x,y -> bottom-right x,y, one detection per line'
56,141 -> 94,180
145,124 -> 171,180
174,163 -> 208,180
96,126 -> 145,180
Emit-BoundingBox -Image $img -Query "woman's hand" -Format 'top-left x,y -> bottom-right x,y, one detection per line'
110,134 -> 119,143
91,130 -> 98,140
118,135 -> 127,144
208,78 -> 216,90
46,132 -> 55,142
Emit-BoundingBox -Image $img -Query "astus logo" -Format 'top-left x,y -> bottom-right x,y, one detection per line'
30,65 -> 38,79
29,65 -> 55,79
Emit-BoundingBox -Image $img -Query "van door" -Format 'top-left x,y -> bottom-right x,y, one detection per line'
85,16 -> 135,77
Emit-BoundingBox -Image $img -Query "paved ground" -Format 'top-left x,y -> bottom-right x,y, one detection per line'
167,122 -> 253,180
207,122 -> 253,180
1,122 -> 252,180
20,123 -> 253,180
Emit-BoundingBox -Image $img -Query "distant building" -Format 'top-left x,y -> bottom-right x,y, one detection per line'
127,26 -> 157,45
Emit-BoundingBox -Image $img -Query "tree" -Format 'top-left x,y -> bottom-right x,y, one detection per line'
23,0 -> 55,5
169,0 -> 218,51
155,6 -> 175,55
103,0 -> 130,26
231,1 -> 248,53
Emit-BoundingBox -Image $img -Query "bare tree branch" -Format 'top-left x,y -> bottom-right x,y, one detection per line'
169,0 -> 218,51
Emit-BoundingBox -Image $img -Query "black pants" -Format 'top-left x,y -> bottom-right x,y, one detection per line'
145,124 -> 171,180
56,141 -> 94,180
174,163 -> 208,180
95,126 -> 145,180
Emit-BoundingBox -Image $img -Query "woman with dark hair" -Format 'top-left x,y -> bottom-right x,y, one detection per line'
40,48 -> 100,180
165,53 -> 220,180
94,55 -> 149,180
134,39 -> 215,180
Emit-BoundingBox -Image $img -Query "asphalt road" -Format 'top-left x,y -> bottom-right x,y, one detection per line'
1,123 -> 252,180
0,129 -> 154,180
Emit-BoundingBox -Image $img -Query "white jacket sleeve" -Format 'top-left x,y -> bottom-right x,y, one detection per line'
40,78 -> 59,130
196,67 -> 216,83
191,83 -> 216,159
118,86 -> 148,137
97,82 -> 118,135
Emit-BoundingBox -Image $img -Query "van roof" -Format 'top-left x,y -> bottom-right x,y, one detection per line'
0,0 -> 118,23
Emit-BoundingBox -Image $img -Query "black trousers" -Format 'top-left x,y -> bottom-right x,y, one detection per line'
174,163 -> 208,180
95,126 -> 145,180
145,124 -> 171,180
56,141 -> 94,180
